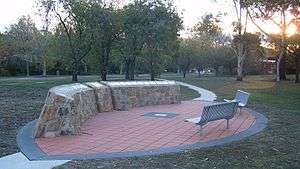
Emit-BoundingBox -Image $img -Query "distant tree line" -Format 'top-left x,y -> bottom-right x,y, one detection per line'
0,0 -> 299,83
0,0 -> 183,81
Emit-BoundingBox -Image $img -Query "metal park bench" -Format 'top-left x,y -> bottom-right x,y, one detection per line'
185,102 -> 239,134
224,90 -> 250,112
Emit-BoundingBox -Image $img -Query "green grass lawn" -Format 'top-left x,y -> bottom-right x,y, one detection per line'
165,74 -> 300,114
0,74 -> 299,168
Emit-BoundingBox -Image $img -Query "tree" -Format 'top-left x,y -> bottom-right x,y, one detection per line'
209,45 -> 236,76
121,0 -> 149,80
0,33 -> 10,64
245,0 -> 300,81
119,0 -> 182,81
86,1 -> 120,81
291,15 -> 300,83
177,39 -> 196,78
233,32 -> 263,75
0,34 -> 12,76
6,16 -> 38,76
142,0 -> 182,81
40,0 -> 92,81
37,0 -> 53,76
243,33 -> 264,75
192,39 -> 210,77
192,13 -> 224,77
193,13 -> 222,39
50,24 -> 72,75
287,33 -> 300,83
232,0 -> 249,81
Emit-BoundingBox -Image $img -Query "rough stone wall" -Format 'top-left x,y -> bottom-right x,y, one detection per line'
34,81 -> 181,138
103,81 -> 181,111
34,84 -> 99,138
86,82 -> 113,112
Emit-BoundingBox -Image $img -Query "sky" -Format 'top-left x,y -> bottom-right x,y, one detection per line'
0,0 -> 39,31
0,0 -> 294,37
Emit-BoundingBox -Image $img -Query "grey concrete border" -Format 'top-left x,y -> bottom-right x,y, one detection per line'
17,120 -> 49,160
17,107 -> 268,161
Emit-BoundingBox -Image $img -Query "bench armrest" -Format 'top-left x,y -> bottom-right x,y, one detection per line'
238,103 -> 246,107
184,117 -> 201,124
224,99 -> 236,102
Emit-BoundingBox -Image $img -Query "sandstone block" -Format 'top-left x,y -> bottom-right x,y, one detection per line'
34,83 -> 98,138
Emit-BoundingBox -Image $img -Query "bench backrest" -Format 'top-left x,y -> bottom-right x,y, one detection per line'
235,90 -> 250,106
198,102 -> 238,125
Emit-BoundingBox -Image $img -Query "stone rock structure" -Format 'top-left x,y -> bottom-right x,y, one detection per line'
102,81 -> 181,111
34,81 -> 181,138
85,82 -> 113,112
34,83 -> 99,138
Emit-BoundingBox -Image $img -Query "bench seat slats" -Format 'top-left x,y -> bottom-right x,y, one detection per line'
198,102 -> 238,126
185,102 -> 238,133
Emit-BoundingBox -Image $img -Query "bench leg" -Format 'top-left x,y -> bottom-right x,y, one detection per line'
199,125 -> 203,136
226,119 -> 230,129
239,107 -> 243,114
235,107 -> 242,116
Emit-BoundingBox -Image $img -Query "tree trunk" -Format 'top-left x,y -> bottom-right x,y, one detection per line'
101,71 -> 107,81
215,66 -> 220,77
26,61 -> 30,77
100,59 -> 108,81
237,68 -> 242,80
234,3 -> 247,81
100,49 -> 108,81
125,67 -> 130,80
237,44 -> 244,81
276,54 -> 284,82
100,45 -> 110,81
129,57 -> 135,80
295,55 -> 299,83
277,7 -> 287,82
150,61 -> 155,81
183,71 -> 186,78
129,66 -> 135,80
125,59 -> 130,80
150,72 -> 155,81
124,57 -> 135,80
72,61 -> 78,82
279,56 -> 286,80
119,63 -> 123,75
197,66 -> 202,77
72,73 -> 78,82
83,62 -> 88,74
42,59 -> 47,76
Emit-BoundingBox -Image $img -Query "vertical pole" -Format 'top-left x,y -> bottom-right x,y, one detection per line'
42,59 -> 47,76
199,125 -> 203,136
26,61 -> 30,77
227,120 -> 230,129
295,55 -> 299,83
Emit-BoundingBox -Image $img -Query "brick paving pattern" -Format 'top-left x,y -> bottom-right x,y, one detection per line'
36,101 -> 255,155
